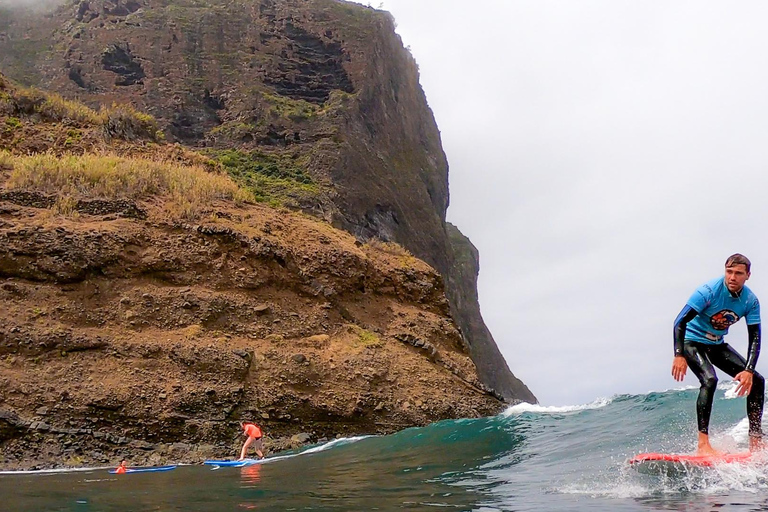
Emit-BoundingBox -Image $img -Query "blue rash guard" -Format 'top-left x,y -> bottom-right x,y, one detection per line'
683,277 -> 760,344
672,276 -> 764,436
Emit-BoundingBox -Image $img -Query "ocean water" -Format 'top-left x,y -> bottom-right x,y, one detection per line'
4,383 -> 768,511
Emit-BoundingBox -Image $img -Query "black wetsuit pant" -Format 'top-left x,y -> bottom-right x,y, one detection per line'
683,341 -> 765,437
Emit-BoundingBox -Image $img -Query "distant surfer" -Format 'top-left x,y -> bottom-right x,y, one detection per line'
238,421 -> 264,461
115,460 -> 127,474
671,253 -> 765,455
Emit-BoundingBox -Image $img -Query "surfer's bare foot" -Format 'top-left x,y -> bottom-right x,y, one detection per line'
696,444 -> 722,456
749,435 -> 765,452
696,432 -> 722,456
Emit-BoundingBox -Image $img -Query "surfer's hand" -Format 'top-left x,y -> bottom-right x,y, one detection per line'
672,356 -> 687,381
735,371 -> 754,397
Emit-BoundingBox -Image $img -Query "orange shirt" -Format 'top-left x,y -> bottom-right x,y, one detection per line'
115,466 -> 127,474
243,423 -> 262,438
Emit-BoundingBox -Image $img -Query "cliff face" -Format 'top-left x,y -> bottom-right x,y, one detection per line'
446,224 -> 536,403
0,198 -> 502,469
0,72 -> 502,470
0,0 -> 534,402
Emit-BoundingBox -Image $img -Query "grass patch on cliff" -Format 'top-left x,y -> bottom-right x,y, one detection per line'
364,239 -> 411,257
208,121 -> 256,141
0,75 -> 162,141
206,149 -> 318,208
348,324 -> 383,348
2,151 -> 253,219
102,104 -> 163,142
364,238 -> 418,268
3,86 -> 102,125
181,324 -> 204,339
4,116 -> 22,133
262,92 -> 319,121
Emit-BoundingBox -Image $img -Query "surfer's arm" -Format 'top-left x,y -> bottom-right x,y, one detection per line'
745,323 -> 761,372
733,323 -> 760,396
671,305 -> 697,381
673,305 -> 698,356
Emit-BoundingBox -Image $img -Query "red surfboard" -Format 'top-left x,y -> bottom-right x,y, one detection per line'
629,451 -> 753,467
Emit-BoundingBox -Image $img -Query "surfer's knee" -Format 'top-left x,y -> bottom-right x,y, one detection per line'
701,375 -> 718,392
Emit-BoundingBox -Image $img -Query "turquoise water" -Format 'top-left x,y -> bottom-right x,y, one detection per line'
4,384 -> 768,511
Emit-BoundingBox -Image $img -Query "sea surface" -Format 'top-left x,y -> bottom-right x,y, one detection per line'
4,383 -> 768,511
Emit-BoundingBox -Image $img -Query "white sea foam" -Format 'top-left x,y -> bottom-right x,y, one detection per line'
501,397 -> 612,416
701,459 -> 768,494
558,481 -> 651,499
649,380 -> 744,400
670,379 -> 748,400
656,384 -> 698,393
236,435 -> 371,467
721,380 -> 742,399
723,412 -> 768,447
300,435 -> 370,455
558,455 -> 768,500
726,417 -> 751,445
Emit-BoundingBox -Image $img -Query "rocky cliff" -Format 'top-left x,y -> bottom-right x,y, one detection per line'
0,0 -> 534,436
0,72 -> 505,469
0,0 -> 535,403
446,224 -> 534,402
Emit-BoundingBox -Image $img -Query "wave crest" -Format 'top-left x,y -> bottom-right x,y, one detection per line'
501,397 -> 612,416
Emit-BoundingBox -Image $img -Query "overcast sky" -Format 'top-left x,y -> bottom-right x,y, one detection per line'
350,0 -> 768,405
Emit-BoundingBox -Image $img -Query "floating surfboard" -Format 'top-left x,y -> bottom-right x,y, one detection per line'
203,459 -> 263,467
108,465 -> 177,474
629,452 -> 753,468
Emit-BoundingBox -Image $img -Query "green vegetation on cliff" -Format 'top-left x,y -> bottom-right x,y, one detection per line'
206,149 -> 319,208
262,92 -> 320,122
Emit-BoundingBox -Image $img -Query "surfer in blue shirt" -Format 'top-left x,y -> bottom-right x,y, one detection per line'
671,254 -> 764,455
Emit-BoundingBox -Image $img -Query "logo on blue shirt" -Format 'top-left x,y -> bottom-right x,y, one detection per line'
710,310 -> 739,330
